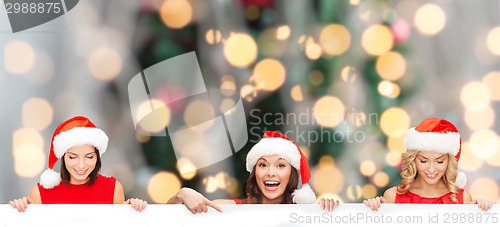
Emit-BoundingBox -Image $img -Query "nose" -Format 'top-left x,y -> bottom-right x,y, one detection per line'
78,158 -> 85,169
428,162 -> 435,172
267,166 -> 276,177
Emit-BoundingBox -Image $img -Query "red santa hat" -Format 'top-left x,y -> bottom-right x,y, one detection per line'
404,117 -> 466,188
39,116 -> 109,189
246,131 -> 316,203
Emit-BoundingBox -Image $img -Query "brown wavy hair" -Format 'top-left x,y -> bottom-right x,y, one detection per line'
397,150 -> 460,202
60,147 -> 101,185
242,165 -> 299,204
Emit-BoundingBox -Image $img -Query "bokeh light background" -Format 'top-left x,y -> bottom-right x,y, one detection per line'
1,0 -> 500,204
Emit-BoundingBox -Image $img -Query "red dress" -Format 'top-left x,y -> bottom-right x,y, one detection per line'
38,174 -> 116,204
395,189 -> 464,204
233,199 -> 244,204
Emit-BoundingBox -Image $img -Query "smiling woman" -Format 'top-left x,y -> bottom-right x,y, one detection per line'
8,116 -> 147,212
363,117 -> 493,211
167,131 -> 339,213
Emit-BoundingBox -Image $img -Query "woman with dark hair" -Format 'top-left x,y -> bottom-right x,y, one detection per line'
363,117 -> 493,211
9,116 -> 147,212
168,131 -> 339,214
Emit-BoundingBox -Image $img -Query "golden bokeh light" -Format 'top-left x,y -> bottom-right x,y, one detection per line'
160,0 -> 192,29
376,51 -> 406,81
88,47 -> 122,81
469,178 -> 499,201
177,158 -> 197,180
311,162 -> 344,194
360,160 -> 376,176
224,33 -> 258,68
469,129 -> 499,160
309,70 -> 324,85
184,100 -> 215,130
380,107 -> 410,137
387,83 -> 401,99
460,82 -> 491,111
252,58 -> 286,91
204,176 -> 218,193
387,133 -> 406,154
362,184 -> 378,199
148,171 -> 181,203
386,150 -> 402,166
319,24 -> 351,56
361,24 -> 394,56
378,80 -> 395,97
464,106 -> 495,130
4,40 -> 35,75
22,98 -> 53,130
136,99 -> 170,134
459,142 -> 484,172
340,66 -> 356,82
12,127 -> 44,152
14,145 -> 45,178
313,96 -> 345,128
414,4 -> 446,36
347,185 -> 363,200
486,26 -> 500,56
305,43 -> 323,60
482,71 -> 500,100
205,29 -> 222,45
221,80 -> 236,96
350,0 -> 360,5
216,172 -> 229,189
290,85 -> 304,102
240,84 -> 256,101
276,25 -> 291,40
373,172 -> 389,187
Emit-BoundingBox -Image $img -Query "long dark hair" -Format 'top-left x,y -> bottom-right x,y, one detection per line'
242,165 -> 299,204
60,147 -> 101,185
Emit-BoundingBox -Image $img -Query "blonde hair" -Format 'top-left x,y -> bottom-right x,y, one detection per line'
397,150 -> 460,202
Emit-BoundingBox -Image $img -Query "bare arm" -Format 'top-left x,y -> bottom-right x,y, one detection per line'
113,180 -> 125,204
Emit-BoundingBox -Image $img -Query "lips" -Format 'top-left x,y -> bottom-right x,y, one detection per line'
263,180 -> 280,191
425,173 -> 437,179
75,169 -> 88,176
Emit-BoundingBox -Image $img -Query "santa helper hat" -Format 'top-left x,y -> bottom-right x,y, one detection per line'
40,116 -> 109,189
404,117 -> 467,188
246,131 -> 316,203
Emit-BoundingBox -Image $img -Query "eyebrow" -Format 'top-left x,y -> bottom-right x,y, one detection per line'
257,157 -> 285,162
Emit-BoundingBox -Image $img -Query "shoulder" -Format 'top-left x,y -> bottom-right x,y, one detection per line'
113,180 -> 125,204
462,189 -> 471,203
383,186 -> 397,203
213,199 -> 237,204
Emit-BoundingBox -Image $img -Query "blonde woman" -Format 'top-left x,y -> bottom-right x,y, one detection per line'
364,118 -> 492,211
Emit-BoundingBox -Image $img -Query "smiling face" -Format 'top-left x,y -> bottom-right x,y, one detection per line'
63,144 -> 98,185
415,151 -> 449,186
254,154 -> 292,204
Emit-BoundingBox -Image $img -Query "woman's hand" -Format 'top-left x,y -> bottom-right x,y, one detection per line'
8,197 -> 32,212
319,198 -> 339,212
124,198 -> 148,212
363,196 -> 385,211
472,199 -> 493,212
174,187 -> 223,214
